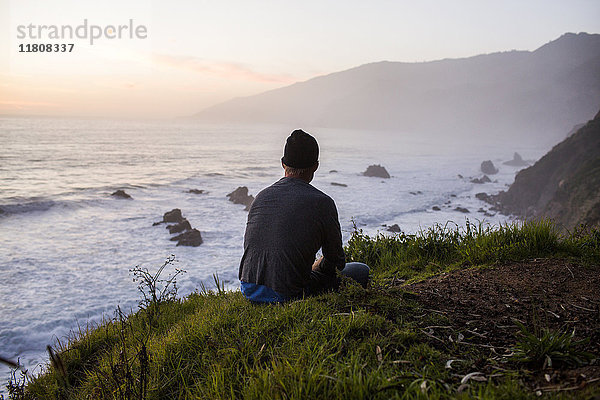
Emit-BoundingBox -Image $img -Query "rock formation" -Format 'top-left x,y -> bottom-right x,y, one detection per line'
158,209 -> 183,224
111,189 -> 132,199
227,187 -> 255,211
153,208 -> 202,246
455,207 -> 470,213
387,224 -> 401,233
475,193 -> 492,202
331,182 -> 348,187
187,189 -> 206,194
167,219 -> 192,234
480,161 -> 498,175
503,152 -> 529,167
363,165 -> 390,178
171,229 -> 203,247
471,175 -> 492,184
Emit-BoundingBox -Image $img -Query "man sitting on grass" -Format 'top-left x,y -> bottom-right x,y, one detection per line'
239,129 -> 370,303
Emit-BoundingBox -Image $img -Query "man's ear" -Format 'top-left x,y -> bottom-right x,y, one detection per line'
313,161 -> 319,172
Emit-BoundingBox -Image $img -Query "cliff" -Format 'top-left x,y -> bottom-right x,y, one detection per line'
492,108 -> 600,230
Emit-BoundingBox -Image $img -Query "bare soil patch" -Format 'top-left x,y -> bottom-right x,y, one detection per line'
406,258 -> 600,392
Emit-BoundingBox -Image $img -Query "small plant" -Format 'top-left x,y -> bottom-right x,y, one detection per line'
0,357 -> 34,400
130,255 -> 186,310
2,369 -> 29,400
511,321 -> 595,369
199,273 -> 226,295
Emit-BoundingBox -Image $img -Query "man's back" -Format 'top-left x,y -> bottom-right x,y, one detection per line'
239,177 -> 345,297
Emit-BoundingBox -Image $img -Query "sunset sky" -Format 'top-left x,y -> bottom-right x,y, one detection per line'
1,0 -> 599,118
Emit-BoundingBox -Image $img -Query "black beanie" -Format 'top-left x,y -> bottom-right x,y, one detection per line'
281,129 -> 319,169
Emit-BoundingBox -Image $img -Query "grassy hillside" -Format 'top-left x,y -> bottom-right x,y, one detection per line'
6,221 -> 600,399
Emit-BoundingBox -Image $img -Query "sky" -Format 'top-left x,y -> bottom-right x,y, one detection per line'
1,0 -> 599,118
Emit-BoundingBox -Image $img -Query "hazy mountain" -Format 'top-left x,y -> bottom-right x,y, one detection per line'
488,108 -> 600,230
194,33 -> 600,145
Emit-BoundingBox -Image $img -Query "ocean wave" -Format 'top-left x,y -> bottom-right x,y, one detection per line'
0,189 -> 137,217
0,199 -> 58,215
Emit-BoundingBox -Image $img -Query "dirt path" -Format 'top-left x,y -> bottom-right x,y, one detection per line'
406,258 -> 600,391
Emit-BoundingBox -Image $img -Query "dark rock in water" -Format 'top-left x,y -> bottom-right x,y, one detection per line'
503,152 -> 529,167
457,174 -> 464,179
329,170 -> 338,173
387,224 -> 401,233
409,191 -> 423,195
478,208 -> 496,217
227,186 -> 255,211
476,192 -> 492,202
154,209 -> 203,245
363,164 -> 390,179
455,207 -> 470,213
480,160 -> 498,175
187,189 -> 206,194
111,189 -> 132,199
331,182 -> 348,187
432,206 -> 441,211
167,219 -> 192,234
450,194 -> 457,197
163,208 -> 184,223
471,175 -> 492,184
171,228 -> 203,247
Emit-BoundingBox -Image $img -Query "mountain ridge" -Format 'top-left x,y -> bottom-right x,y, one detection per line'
194,32 -> 600,145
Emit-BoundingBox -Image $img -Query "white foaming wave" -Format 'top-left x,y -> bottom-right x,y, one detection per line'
0,199 -> 58,215
0,183 -> 150,217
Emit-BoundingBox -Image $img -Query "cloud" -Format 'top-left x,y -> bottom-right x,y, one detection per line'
151,54 -> 297,84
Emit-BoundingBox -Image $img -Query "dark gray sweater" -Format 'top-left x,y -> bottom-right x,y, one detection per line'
238,177 -> 346,296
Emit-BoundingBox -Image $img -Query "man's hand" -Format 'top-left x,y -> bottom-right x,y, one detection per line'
312,256 -> 324,271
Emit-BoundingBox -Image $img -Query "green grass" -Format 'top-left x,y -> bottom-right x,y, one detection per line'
7,220 -> 600,399
346,219 -> 600,282
512,321 -> 595,369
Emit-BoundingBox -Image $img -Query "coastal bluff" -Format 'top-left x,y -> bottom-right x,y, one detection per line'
487,108 -> 600,230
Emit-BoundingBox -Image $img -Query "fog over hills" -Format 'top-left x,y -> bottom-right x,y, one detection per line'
194,33 -> 600,146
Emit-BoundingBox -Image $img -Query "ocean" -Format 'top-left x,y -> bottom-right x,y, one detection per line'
0,116 -> 548,386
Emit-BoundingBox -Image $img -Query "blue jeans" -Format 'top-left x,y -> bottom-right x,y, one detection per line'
240,262 -> 370,303
307,262 -> 370,295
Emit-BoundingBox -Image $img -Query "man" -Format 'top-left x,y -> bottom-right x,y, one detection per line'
239,129 -> 369,303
